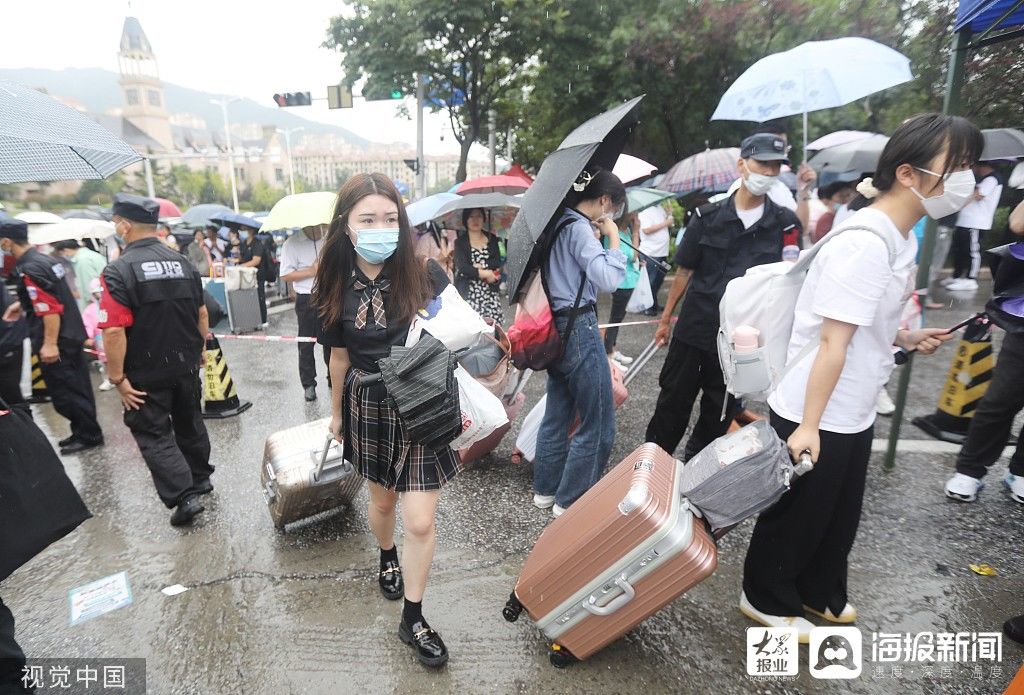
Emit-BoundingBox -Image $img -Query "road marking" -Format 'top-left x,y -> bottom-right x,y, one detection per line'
872,439 -> 1014,457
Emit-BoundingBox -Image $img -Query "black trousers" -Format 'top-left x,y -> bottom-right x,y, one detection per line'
0,596 -> 26,694
295,294 -> 330,389
257,281 -> 268,324
0,347 -> 27,416
603,287 -> 632,354
647,256 -> 669,310
957,332 -> 1024,479
951,226 -> 982,280
37,344 -> 102,444
742,411 -> 874,617
644,338 -> 732,460
123,371 -> 213,508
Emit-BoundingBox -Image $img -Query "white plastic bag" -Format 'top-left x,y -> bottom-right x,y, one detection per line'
626,266 -> 654,313
406,284 -> 492,351
449,366 -> 509,450
513,394 -> 547,463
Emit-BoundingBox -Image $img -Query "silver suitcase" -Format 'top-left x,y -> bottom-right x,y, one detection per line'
226,287 -> 263,333
261,418 -> 365,530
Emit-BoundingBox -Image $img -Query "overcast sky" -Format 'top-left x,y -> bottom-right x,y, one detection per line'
0,0 -> 475,156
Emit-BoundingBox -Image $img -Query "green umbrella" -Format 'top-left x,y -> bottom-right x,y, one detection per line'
626,187 -> 674,215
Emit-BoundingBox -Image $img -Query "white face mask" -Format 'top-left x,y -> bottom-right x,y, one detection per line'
744,169 -> 777,197
911,167 -> 975,219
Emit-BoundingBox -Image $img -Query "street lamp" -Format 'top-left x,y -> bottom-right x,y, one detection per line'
277,126 -> 304,196
211,96 -> 242,212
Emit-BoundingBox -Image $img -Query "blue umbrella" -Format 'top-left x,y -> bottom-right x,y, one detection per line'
406,192 -> 460,227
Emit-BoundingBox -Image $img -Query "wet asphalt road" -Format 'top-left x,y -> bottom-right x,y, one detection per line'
4,280 -> 1023,694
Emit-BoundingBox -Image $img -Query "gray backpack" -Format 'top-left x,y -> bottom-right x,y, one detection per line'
680,420 -> 812,532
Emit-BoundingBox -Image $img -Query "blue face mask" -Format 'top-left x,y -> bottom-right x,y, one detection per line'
239,230 -> 250,241
352,227 -> 399,264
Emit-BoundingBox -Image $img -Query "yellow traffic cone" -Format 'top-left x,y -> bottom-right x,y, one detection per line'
201,335 -> 252,419
27,352 -> 51,404
912,314 -> 994,443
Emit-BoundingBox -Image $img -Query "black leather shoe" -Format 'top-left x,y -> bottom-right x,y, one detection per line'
379,561 -> 404,600
60,439 -> 103,455
303,386 -> 317,402
194,479 -> 214,496
1005,615 -> 1024,644
399,618 -> 448,667
170,495 -> 204,527
58,435 -> 77,448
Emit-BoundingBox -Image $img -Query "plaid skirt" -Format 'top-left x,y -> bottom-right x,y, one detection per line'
344,369 -> 463,492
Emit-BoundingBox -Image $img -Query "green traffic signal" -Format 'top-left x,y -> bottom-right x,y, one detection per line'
390,89 -> 403,99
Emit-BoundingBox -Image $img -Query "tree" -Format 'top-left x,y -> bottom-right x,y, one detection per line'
325,0 -> 559,182
248,180 -> 287,210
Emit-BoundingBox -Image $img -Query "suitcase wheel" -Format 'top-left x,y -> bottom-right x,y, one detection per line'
502,592 -> 523,623
549,644 -> 576,669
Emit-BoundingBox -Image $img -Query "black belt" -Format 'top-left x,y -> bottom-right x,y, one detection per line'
552,303 -> 595,318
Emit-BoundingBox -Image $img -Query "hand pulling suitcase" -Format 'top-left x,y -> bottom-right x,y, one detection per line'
503,443 -> 718,666
261,418 -> 365,530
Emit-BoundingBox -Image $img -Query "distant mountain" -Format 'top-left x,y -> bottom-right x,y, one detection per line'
0,67 -> 371,148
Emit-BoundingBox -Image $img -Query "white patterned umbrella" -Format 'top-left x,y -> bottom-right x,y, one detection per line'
0,80 -> 142,184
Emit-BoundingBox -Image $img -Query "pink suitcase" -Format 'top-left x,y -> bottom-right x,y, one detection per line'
458,391 -> 526,464
503,443 -> 718,666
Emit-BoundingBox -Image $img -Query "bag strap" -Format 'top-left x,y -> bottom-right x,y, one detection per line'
788,223 -> 898,277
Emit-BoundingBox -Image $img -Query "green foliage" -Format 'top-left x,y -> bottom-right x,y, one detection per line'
246,180 -> 287,210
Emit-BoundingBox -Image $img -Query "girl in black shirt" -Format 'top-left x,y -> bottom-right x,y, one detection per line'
314,173 -> 456,668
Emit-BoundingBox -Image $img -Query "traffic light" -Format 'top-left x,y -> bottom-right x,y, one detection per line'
327,84 -> 353,109
390,89 -> 403,99
403,159 -> 419,174
272,92 -> 312,107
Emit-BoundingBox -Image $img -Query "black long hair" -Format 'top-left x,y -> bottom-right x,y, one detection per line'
562,167 -> 626,211
874,114 -> 984,194
312,173 -> 432,327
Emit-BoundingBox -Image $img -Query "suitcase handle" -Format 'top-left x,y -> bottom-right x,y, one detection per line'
583,574 -> 635,617
263,463 -> 277,503
785,453 -> 814,486
314,433 -> 337,482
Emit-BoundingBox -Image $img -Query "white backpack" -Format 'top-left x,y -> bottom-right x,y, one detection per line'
717,224 -> 898,399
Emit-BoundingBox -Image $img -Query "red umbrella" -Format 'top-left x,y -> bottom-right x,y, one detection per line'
154,197 -> 182,218
456,175 -> 530,195
502,163 -> 534,185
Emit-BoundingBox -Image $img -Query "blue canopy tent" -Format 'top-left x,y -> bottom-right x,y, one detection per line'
884,0 -> 1024,468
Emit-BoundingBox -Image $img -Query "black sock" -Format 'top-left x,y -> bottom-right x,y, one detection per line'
403,599 -> 423,626
380,545 -> 398,569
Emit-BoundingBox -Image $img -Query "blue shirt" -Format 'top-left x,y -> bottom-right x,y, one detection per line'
545,208 -> 627,310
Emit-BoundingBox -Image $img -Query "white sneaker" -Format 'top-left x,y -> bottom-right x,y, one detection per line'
98,378 -> 115,392
1003,472 -> 1024,504
739,592 -> 814,644
945,472 -> 984,502
875,389 -> 896,416
804,602 -> 858,624
612,351 -> 634,366
552,504 -> 567,518
946,278 -> 979,291
940,277 -> 958,288
533,493 -> 555,509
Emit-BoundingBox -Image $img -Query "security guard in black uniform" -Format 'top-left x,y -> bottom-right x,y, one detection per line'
0,218 -> 104,453
99,194 -> 213,527
645,133 -> 802,460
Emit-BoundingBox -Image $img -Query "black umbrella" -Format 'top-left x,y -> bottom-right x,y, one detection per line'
505,96 -> 645,303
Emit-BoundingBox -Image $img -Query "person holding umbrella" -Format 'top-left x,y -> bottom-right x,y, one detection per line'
453,208 -> 503,321
532,168 -> 627,517
314,173 -> 456,668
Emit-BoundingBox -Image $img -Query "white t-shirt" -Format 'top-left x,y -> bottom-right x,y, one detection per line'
638,205 -> 671,257
727,177 -> 797,211
768,208 -> 918,433
956,174 -> 1003,230
279,231 -> 323,295
736,203 -> 764,230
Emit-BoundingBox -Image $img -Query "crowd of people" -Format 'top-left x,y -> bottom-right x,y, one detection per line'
2,109 -> 1024,682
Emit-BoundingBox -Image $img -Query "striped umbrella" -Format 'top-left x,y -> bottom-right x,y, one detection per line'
657,148 -> 740,195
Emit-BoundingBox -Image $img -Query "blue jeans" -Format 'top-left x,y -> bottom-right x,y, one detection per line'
534,311 -> 616,507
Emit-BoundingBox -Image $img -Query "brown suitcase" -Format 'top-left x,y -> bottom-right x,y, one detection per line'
261,418 -> 365,530
503,443 -> 718,666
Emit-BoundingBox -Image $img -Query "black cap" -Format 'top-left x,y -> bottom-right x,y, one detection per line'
0,217 -> 28,242
112,193 -> 160,225
740,133 -> 789,163
52,239 -> 81,250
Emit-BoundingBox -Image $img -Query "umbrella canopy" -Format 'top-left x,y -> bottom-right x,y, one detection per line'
181,204 -> 234,228
711,38 -> 912,123
806,130 -> 879,152
612,154 -> 657,185
433,192 -> 522,232
980,128 -> 1024,161
154,197 -> 183,218
60,208 -> 108,221
0,80 -> 143,184
28,218 -> 115,246
259,192 -> 338,232
658,148 -> 740,196
807,135 -> 889,174
626,187 -> 675,215
15,211 -> 64,225
502,163 -> 534,185
407,192 -> 461,227
210,211 -> 262,230
505,95 -> 645,303
456,175 -> 531,195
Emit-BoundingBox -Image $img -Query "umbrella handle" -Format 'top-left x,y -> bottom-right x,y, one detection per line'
357,372 -> 383,387
619,238 -> 671,272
